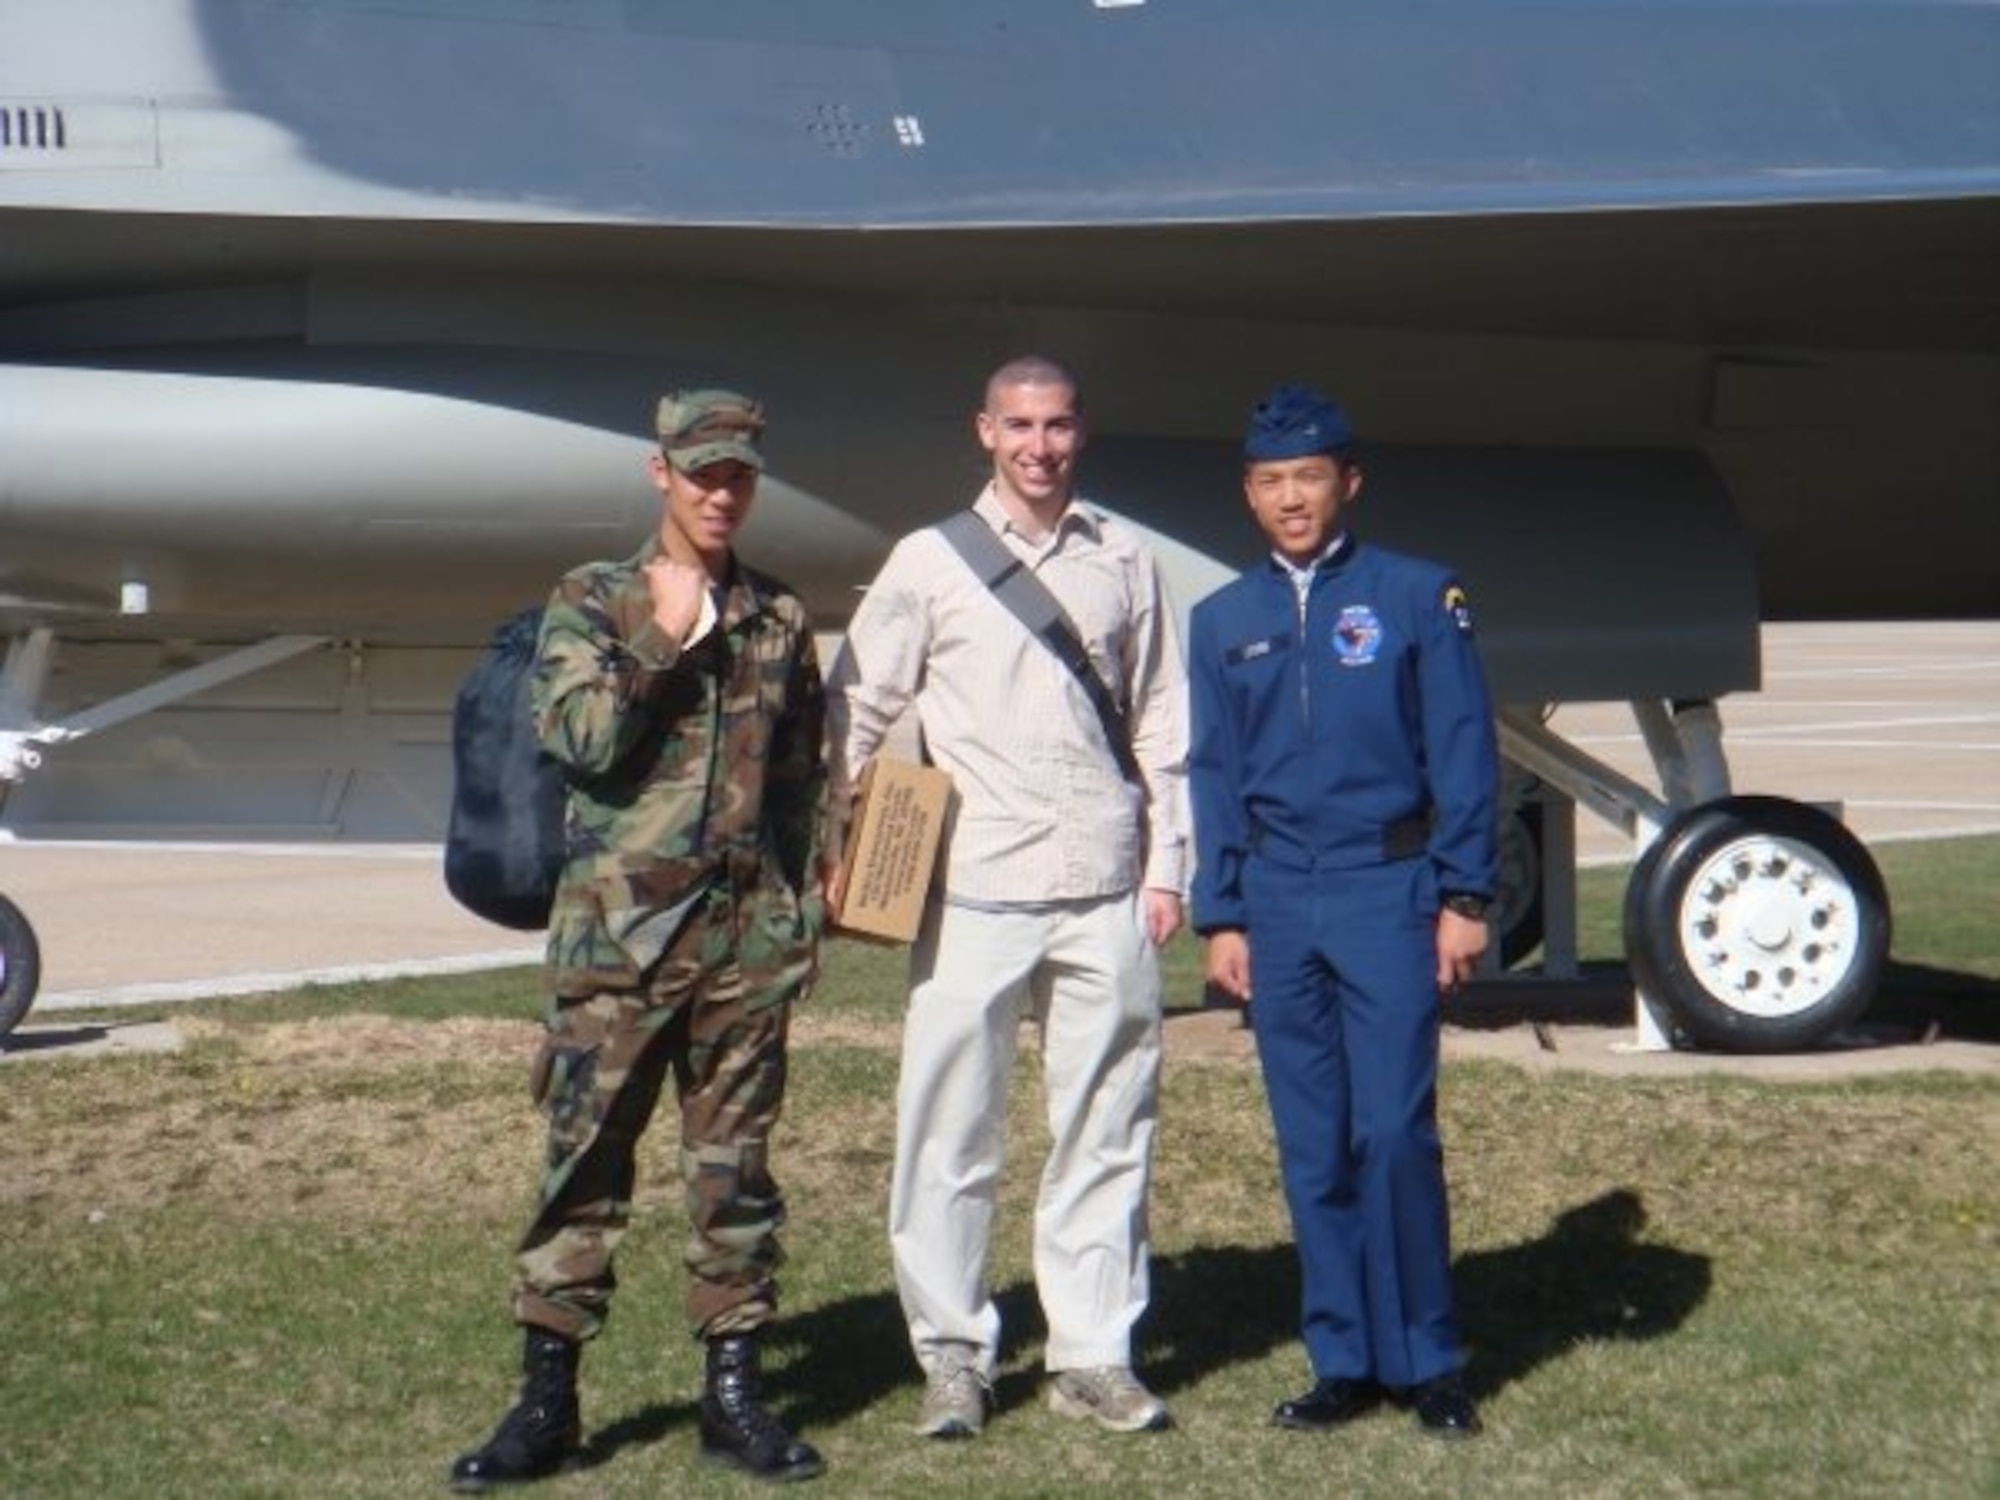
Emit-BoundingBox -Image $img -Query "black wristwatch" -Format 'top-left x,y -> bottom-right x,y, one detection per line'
1442,892 -> 1492,921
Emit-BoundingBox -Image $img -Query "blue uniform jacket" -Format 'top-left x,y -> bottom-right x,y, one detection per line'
1188,535 -> 1499,934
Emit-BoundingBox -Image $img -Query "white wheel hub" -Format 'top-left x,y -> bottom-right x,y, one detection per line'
1675,833 -> 1864,1018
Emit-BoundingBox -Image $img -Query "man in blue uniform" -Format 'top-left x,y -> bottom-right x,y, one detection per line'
1188,384 -> 1498,1440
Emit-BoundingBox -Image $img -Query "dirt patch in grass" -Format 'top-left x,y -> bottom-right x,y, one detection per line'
2,1011 -> 914,1236
791,1009 -> 902,1052
7,997 -> 1989,1254
187,1012 -> 539,1066
3,1015 -> 540,1228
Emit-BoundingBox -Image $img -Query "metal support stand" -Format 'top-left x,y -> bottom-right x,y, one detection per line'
1497,700 -> 1745,1054
1,633 -> 330,788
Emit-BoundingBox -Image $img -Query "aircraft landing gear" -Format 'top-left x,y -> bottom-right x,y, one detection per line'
0,893 -> 40,1039
1494,799 -> 1547,971
1622,796 -> 1891,1053
1498,706 -> 1896,1053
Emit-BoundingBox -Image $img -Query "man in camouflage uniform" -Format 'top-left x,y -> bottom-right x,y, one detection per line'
451,388 -> 829,1490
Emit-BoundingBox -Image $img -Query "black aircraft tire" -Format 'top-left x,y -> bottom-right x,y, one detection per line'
1495,801 -> 1547,970
1623,796 -> 1890,1053
0,895 -> 41,1039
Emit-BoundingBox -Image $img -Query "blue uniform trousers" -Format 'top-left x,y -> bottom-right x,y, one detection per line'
1243,852 -> 1463,1389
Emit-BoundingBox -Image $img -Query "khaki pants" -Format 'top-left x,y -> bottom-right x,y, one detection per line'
891,892 -> 1162,1377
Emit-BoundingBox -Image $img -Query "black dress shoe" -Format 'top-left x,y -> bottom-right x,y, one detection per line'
1409,1372 -> 1481,1440
1272,1376 -> 1380,1430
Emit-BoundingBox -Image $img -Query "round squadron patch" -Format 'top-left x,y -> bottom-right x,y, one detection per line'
1442,582 -> 1475,634
1333,604 -> 1382,666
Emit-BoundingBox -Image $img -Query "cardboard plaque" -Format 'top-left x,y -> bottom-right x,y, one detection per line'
832,757 -> 952,943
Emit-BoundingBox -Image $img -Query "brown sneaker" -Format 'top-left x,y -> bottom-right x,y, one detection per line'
1047,1366 -> 1170,1433
915,1346 -> 990,1439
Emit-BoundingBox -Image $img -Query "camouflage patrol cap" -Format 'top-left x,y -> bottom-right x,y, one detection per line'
656,388 -> 766,472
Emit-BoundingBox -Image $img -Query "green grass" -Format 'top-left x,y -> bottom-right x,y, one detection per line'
2,837 -> 1995,1497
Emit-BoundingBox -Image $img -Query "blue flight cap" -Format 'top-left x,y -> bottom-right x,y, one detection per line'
1243,383 -> 1354,462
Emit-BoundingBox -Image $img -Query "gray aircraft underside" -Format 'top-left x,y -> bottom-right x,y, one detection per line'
0,0 -> 1995,1047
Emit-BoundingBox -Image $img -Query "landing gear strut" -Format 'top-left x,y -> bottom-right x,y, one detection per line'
1498,706 -> 1894,1053
0,629 -> 332,1041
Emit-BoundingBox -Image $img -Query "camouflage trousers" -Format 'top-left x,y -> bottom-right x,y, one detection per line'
512,888 -> 807,1342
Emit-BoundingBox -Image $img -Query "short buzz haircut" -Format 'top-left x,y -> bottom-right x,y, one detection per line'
984,354 -> 1081,413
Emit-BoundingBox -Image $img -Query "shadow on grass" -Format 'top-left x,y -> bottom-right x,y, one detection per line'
576,1183 -> 1709,1469
1186,966 -> 1648,1036
578,1397 -> 700,1474
0,1023 -> 111,1054
1140,1244 -> 1302,1405
1442,962 -> 1636,1033
1443,957 -> 2000,1047
1141,1188 -> 1710,1404
577,1286 -> 918,1468
761,1251 -> 1301,1426
1457,1187 -> 1711,1400
1869,959 -> 2000,1043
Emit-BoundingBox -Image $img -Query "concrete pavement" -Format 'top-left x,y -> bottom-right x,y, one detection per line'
2,621 -> 1993,1072
1,842 -> 538,1010
1551,619 -> 2000,863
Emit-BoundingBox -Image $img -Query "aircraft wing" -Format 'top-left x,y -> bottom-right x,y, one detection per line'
3,1 -> 1995,228
0,0 -> 1994,838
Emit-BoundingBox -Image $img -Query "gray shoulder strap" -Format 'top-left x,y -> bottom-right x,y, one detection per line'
932,509 -> 1142,787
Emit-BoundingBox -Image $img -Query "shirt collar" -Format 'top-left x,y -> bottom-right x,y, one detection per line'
633,536 -> 754,624
1270,530 -> 1351,583
974,483 -> 1102,546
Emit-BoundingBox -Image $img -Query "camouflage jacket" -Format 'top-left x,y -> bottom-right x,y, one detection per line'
530,538 -> 827,997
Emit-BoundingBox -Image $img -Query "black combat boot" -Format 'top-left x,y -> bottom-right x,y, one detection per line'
698,1333 -> 826,1483
448,1328 -> 583,1492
